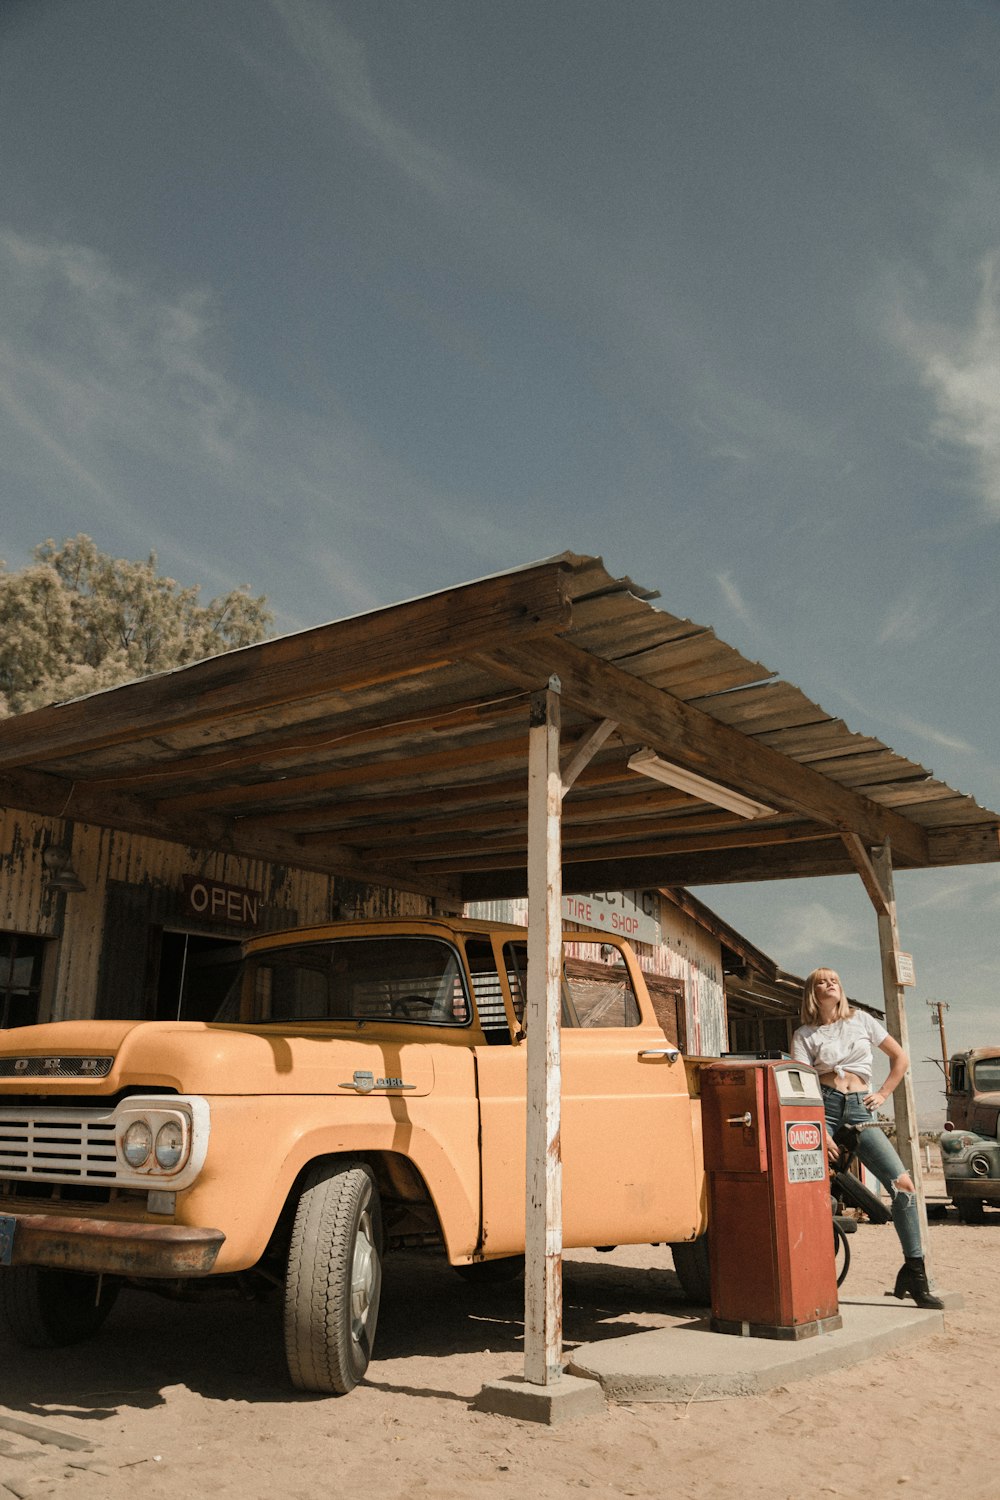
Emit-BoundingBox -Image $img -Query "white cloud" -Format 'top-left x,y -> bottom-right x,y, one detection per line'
891,253 -> 1000,518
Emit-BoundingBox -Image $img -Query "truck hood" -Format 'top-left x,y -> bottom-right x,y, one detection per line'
0,1019 -> 437,1097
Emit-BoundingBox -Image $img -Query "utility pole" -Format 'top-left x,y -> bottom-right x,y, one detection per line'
927,998 -> 951,1088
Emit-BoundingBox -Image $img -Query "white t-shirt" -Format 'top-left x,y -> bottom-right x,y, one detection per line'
791,1010 -> 889,1087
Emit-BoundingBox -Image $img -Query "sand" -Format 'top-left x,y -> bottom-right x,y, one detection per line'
0,1169 -> 994,1500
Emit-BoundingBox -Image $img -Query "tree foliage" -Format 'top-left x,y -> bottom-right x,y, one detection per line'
0,535 -> 272,716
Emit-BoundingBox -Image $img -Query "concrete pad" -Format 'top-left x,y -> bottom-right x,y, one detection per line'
567,1295 -> 956,1404
473,1370 -> 605,1424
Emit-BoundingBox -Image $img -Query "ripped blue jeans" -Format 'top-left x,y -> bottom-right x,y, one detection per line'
823,1087 -> 923,1259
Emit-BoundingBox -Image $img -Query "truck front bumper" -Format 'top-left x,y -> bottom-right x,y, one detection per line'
0,1211 -> 225,1278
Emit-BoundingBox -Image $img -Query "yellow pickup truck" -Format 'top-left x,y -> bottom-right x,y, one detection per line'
0,916 -> 708,1393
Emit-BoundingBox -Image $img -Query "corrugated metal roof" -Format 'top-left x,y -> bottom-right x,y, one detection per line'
0,552 -> 996,900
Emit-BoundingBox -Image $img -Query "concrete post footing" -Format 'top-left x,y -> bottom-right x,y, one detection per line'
473,1370 -> 605,1424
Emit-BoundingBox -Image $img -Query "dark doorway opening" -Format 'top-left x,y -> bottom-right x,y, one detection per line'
155,932 -> 242,1022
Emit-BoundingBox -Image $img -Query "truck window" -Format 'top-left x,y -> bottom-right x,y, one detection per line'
216,938 -> 470,1026
464,938 -> 512,1043
973,1059 -> 1000,1092
501,941 -> 640,1029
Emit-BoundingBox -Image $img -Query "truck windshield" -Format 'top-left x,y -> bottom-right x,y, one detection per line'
215,938 -> 470,1026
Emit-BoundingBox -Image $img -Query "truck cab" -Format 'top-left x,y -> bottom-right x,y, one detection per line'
940,1047 -> 1000,1222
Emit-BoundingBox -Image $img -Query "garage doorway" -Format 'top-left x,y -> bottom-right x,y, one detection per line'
155,932 -> 242,1022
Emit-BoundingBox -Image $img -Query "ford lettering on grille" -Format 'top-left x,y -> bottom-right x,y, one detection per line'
0,1056 -> 114,1079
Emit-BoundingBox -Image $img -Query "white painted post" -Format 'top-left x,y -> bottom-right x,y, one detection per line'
871,843 -> 932,1262
523,677 -> 563,1387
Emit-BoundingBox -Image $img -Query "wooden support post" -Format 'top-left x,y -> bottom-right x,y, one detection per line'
523,677 -> 564,1387
871,843 -> 932,1260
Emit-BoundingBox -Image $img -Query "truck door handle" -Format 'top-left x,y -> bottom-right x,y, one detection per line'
727,1111 -> 753,1128
638,1048 -> 680,1061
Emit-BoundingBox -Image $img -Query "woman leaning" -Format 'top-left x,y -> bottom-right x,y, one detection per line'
791,967 -> 943,1309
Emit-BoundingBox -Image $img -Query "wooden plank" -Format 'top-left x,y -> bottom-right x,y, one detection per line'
472,639 -> 931,866
0,559 -> 575,771
157,734 -> 535,815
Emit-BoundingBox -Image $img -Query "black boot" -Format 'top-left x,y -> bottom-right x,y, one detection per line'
890,1257 -> 944,1309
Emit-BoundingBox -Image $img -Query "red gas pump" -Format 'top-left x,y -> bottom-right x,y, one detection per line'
702,1058 -> 840,1339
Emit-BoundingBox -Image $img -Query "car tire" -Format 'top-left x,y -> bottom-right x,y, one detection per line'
0,1267 -> 119,1348
284,1161 -> 383,1394
954,1197 -> 986,1224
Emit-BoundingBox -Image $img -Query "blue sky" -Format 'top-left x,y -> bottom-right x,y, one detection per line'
2,0 -> 998,1120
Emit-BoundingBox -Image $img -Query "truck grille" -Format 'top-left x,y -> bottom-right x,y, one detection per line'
0,1107 -> 118,1184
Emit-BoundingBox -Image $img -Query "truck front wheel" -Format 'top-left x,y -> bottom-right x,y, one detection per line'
284,1161 -> 383,1394
954,1197 -> 986,1224
0,1267 -> 119,1348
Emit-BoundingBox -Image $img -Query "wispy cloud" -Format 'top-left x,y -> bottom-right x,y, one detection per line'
770,900 -> 869,962
877,598 -> 931,646
891,253 -> 1000,519
894,715 -> 975,756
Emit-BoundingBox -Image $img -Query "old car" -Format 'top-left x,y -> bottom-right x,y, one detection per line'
939,1046 -> 1000,1222
0,916 -> 710,1394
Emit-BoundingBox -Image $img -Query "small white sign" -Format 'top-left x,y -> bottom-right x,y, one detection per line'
894,951 -> 916,987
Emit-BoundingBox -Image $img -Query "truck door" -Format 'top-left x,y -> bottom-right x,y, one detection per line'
472,937 -> 701,1257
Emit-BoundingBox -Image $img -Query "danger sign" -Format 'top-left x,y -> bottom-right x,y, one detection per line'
785,1119 -> 825,1182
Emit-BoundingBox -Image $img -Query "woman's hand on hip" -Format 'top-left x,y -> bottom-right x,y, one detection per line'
863,1089 -> 886,1111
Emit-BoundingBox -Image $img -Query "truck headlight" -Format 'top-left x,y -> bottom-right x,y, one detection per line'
122,1119 -> 153,1167
155,1119 -> 184,1170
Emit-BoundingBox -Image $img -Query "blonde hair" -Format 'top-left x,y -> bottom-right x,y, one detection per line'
800,968 -> 852,1025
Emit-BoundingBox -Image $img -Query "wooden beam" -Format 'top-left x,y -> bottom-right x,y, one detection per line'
472,639 -> 930,866
0,560 -> 574,771
459,838 -> 872,900
927,825 -> 1000,864
523,679 -> 564,1387
402,819 -> 833,872
840,833 -> 890,916
560,719 -> 618,797
871,843 -> 932,1270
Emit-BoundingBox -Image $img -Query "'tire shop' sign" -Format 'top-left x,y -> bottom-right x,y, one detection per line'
182,876 -> 261,928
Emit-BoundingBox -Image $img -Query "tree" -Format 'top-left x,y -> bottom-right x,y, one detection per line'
0,535 -> 272,716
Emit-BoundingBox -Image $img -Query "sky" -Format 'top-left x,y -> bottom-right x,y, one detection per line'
1,0 -> 999,1123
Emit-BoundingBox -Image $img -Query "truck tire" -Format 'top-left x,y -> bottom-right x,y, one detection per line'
670,1234 -> 711,1305
954,1197 -> 986,1224
284,1161 -> 383,1394
0,1267 -> 119,1348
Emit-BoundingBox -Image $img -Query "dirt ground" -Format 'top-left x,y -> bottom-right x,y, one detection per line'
1,1163 -> 996,1500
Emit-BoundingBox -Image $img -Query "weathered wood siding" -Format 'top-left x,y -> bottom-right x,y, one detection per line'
0,811 -> 429,1023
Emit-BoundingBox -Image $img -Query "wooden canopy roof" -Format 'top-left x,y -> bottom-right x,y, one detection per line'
1,552 -> 997,902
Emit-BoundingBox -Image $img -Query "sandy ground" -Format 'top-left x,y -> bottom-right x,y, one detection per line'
1,1165 -> 996,1500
